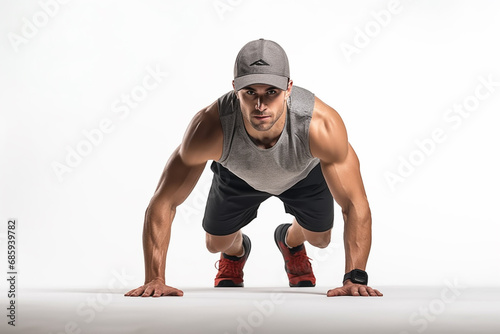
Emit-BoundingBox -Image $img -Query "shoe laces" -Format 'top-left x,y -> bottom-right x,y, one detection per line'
214,258 -> 243,278
287,250 -> 313,275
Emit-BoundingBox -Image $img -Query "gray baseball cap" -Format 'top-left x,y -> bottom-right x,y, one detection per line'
233,39 -> 290,91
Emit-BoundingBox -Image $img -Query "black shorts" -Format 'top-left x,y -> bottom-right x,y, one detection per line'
202,161 -> 334,236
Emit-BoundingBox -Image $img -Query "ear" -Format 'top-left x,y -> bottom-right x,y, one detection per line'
285,79 -> 293,99
232,80 -> 238,98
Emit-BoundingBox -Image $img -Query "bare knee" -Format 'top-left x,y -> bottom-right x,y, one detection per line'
205,233 -> 238,253
305,231 -> 331,249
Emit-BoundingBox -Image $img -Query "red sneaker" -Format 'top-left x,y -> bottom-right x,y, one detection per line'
214,234 -> 251,287
274,223 -> 316,287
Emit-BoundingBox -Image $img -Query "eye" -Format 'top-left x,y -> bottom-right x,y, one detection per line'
246,90 -> 256,95
267,90 -> 277,95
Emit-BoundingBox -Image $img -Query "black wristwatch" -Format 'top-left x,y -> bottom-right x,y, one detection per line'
343,269 -> 368,285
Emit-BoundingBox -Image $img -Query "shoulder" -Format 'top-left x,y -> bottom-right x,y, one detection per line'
217,90 -> 239,117
179,100 -> 223,165
309,96 -> 348,164
288,86 -> 314,115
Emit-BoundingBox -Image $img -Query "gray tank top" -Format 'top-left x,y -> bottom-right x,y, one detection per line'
217,86 -> 320,195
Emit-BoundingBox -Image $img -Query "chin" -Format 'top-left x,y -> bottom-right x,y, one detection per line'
252,123 -> 273,131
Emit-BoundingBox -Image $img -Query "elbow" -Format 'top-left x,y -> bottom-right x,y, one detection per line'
145,196 -> 176,228
342,200 -> 371,225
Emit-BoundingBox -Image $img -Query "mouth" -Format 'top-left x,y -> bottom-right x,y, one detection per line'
253,115 -> 271,120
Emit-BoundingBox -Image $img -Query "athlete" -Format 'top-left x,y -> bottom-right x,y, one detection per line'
125,39 -> 382,297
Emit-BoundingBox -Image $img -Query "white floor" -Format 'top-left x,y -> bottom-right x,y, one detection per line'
2,286 -> 500,334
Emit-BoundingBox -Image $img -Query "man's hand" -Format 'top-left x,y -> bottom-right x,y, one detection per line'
124,278 -> 184,297
327,280 -> 383,297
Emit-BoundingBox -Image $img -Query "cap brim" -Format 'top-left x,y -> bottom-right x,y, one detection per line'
234,74 -> 288,91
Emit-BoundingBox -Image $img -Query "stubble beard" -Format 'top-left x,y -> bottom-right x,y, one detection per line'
248,100 -> 287,132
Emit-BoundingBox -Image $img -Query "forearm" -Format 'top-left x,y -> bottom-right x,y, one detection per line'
142,204 -> 176,283
342,204 -> 372,273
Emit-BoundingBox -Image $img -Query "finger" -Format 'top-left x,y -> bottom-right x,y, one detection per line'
141,286 -> 154,297
124,289 -> 134,296
365,286 -> 383,296
350,286 -> 360,296
152,289 -> 183,297
131,289 -> 143,297
326,289 -> 337,297
327,289 -> 343,297
366,287 -> 378,296
165,289 -> 184,297
359,286 -> 369,296
126,287 -> 144,297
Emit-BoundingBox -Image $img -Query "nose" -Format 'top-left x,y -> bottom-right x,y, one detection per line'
255,97 -> 265,111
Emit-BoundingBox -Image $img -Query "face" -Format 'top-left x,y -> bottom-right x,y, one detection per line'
235,83 -> 290,132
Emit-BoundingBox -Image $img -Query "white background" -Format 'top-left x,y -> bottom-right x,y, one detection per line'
1,0 -> 499,291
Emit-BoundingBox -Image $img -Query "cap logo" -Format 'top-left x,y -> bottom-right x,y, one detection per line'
249,59 -> 270,66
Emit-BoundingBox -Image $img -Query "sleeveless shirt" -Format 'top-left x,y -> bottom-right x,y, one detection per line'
217,86 -> 320,195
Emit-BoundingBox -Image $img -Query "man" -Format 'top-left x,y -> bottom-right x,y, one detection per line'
125,39 -> 382,297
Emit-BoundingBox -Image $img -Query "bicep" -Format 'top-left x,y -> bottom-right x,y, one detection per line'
151,102 -> 221,209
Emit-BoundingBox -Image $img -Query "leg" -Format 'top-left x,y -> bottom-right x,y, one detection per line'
202,162 -> 269,287
206,230 -> 244,257
286,218 -> 332,249
210,231 -> 252,287
278,164 -> 334,249
202,162 -> 270,238
275,164 -> 334,287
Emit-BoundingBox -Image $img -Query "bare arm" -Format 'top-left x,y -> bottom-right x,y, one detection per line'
320,144 -> 374,272
309,97 -> 382,297
125,102 -> 222,297
140,146 -> 206,295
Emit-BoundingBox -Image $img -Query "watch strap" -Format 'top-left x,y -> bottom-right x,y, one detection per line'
343,269 -> 368,285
